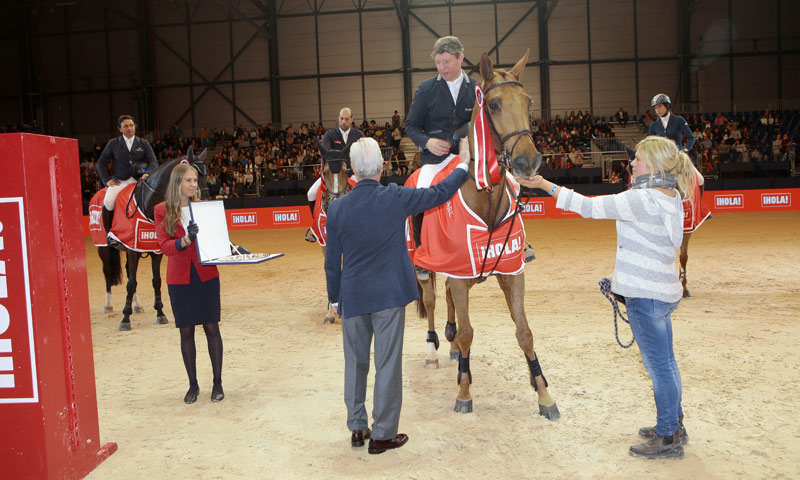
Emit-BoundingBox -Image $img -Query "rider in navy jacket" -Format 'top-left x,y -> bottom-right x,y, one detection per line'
647,93 -> 695,151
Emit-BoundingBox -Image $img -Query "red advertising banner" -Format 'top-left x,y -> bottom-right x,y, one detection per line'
83,188 -> 800,234
0,198 -> 37,403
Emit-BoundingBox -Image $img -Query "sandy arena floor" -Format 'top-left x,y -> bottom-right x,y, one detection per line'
83,211 -> 800,480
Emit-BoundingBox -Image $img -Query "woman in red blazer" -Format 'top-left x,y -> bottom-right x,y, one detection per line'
155,163 -> 224,404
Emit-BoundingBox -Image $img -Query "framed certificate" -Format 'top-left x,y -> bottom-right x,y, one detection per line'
188,200 -> 283,265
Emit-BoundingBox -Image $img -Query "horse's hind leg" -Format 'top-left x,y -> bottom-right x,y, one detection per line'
445,284 -> 459,362
448,278 -> 476,413
152,253 -> 168,325
496,273 -> 560,420
132,293 -> 145,313
419,275 -> 439,369
680,234 -> 691,298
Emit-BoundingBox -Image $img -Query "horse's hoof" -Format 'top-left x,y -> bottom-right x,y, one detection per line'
449,350 -> 460,362
118,322 -> 131,331
454,399 -> 473,414
323,317 -> 335,325
444,322 -> 457,342
134,306 -> 145,314
683,289 -> 691,298
425,359 -> 439,369
156,316 -> 168,325
103,306 -> 113,313
538,402 -> 560,420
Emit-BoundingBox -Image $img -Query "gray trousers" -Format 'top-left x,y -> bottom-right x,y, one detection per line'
342,306 -> 405,441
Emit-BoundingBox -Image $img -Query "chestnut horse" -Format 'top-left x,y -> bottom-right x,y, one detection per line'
315,144 -> 354,324
412,50 -> 559,419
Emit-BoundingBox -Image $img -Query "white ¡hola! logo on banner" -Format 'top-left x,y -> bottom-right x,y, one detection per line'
760,192 -> 791,208
714,194 -> 743,209
521,201 -> 545,215
0,198 -> 38,404
231,212 -> 258,226
273,210 -> 300,225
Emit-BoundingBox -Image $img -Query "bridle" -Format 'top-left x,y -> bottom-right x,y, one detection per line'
481,79 -> 536,173
472,79 -> 537,283
320,159 -> 351,213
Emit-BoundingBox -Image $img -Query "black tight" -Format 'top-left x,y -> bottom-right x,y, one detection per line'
179,323 -> 223,387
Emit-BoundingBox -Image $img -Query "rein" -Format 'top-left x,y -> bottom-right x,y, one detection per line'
472,79 -> 535,282
598,277 -> 635,348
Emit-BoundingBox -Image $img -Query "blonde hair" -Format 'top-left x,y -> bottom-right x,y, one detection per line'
163,163 -> 200,237
635,135 -> 697,202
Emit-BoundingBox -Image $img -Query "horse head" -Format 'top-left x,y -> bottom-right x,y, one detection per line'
138,146 -> 210,221
473,49 -> 541,180
318,142 -> 352,211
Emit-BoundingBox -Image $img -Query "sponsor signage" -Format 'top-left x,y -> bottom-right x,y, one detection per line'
0,198 -> 38,403
273,210 -> 301,225
760,192 -> 791,208
230,212 -> 258,226
714,194 -> 744,209
521,201 -> 545,216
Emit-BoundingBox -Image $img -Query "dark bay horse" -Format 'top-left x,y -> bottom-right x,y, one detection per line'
314,144 -> 354,325
97,147 -> 208,331
412,50 -> 559,419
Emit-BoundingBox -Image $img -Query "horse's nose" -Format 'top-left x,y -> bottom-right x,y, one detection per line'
511,152 -> 541,177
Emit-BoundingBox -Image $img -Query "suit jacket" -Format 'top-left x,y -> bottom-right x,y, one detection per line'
321,127 -> 365,151
97,136 -> 159,185
154,202 -> 219,285
325,166 -> 469,319
648,114 -> 696,151
405,71 -> 478,166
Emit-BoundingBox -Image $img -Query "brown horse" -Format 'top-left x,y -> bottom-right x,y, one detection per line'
315,144 -> 354,324
412,50 -> 559,419
679,184 -> 709,297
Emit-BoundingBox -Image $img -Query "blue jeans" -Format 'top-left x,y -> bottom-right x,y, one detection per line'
627,297 -> 682,437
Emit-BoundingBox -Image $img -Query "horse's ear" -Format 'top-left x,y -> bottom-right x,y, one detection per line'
186,145 -> 195,160
510,49 -> 530,81
318,141 -> 329,156
197,148 -> 208,163
480,52 -> 493,83
342,143 -> 352,157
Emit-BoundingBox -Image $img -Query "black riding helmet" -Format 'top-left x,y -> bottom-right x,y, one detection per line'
650,93 -> 671,109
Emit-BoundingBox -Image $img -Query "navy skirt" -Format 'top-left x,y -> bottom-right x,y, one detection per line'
168,262 -> 221,328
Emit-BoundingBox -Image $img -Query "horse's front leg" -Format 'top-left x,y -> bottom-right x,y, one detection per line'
418,274 -> 439,368
119,251 -> 138,331
321,245 -> 339,325
496,273 -> 560,420
680,233 -> 691,298
444,283 -> 459,362
152,253 -> 168,325
448,277 -> 476,413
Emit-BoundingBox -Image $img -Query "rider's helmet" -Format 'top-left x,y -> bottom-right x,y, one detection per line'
650,93 -> 671,108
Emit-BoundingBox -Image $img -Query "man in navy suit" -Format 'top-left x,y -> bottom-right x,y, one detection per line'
96,114 -> 159,232
304,107 -> 365,242
325,137 -> 469,454
648,93 -> 695,152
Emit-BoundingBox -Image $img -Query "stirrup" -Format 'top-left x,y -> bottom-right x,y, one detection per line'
524,241 -> 536,263
415,266 -> 430,281
304,228 -> 317,243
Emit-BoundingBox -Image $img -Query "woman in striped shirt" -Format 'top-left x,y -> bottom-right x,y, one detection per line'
516,135 -> 697,460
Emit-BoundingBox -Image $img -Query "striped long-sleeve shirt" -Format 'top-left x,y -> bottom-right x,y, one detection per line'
556,187 -> 684,303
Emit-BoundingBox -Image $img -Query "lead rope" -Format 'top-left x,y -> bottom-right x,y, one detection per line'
598,277 -> 634,348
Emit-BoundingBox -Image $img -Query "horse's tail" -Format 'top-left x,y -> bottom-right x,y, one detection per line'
99,246 -> 123,287
415,272 -> 436,319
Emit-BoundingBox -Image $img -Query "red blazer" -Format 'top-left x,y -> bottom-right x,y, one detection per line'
155,202 -> 220,285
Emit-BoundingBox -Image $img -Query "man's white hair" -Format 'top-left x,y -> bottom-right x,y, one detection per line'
350,137 -> 383,178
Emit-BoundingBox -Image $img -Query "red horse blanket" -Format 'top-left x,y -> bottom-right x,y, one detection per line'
683,181 -> 711,233
88,185 -> 161,253
310,178 -> 356,247
405,156 -> 526,279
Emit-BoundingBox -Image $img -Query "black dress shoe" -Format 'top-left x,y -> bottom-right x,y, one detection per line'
351,428 -> 371,447
210,382 -> 224,402
184,385 -> 199,404
368,433 -> 408,454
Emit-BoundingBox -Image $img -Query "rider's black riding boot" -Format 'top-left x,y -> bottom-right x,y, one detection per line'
308,200 -> 316,216
412,213 -> 430,280
305,201 -> 318,243
102,206 -> 113,233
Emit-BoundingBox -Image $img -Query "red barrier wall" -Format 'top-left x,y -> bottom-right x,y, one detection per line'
83,188 -> 799,235
2,133 -> 116,479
